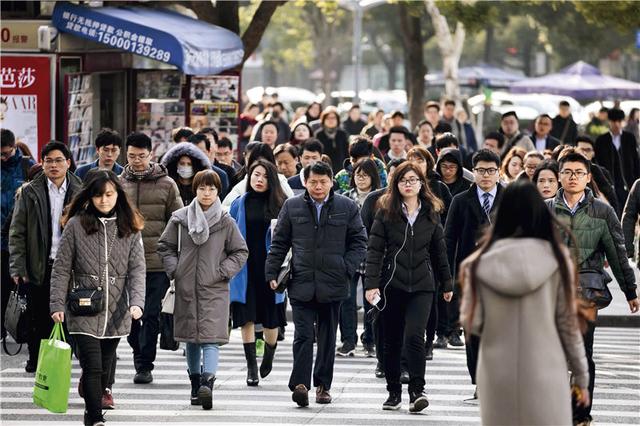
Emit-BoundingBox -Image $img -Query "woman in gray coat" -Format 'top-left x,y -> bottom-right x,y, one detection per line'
460,180 -> 589,425
158,170 -> 248,410
50,170 -> 146,426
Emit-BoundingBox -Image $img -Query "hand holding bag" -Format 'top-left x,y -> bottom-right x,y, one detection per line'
274,250 -> 292,294
67,225 -> 117,316
32,322 -> 72,413
161,225 -> 181,315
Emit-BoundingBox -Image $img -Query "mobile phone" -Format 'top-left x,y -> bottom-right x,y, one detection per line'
372,294 -> 381,306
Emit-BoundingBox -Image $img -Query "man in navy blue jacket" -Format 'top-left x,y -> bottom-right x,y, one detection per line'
74,128 -> 124,180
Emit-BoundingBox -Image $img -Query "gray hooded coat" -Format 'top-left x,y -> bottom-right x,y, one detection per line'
157,199 -> 248,344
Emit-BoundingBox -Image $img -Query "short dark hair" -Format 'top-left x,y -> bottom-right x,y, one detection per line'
272,101 -> 285,110
484,131 -> 504,146
416,119 -> 433,130
95,128 -> 122,149
501,111 -> 518,121
41,141 -> 72,160
532,159 -> 559,184
199,127 -> 219,144
386,158 -> 406,172
390,110 -> 404,119
536,114 -> 552,122
126,132 -> 152,151
435,133 -> 459,150
301,138 -> 324,155
274,143 -> 299,159
388,126 -> 408,139
598,106 -> 609,114
189,133 -> 210,151
192,169 -> 222,194
472,148 -> 500,168
173,127 -> 195,142
348,136 -> 374,159
608,108 -> 625,122
303,161 -> 333,180
575,135 -> 595,148
258,120 -> 279,136
435,122 -> 452,134
217,137 -> 233,150
443,99 -> 456,107
1,129 -> 15,147
424,101 -> 440,112
559,100 -> 570,108
349,104 -> 360,111
559,152 -> 591,173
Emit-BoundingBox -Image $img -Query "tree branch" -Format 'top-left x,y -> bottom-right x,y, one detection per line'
241,0 -> 286,63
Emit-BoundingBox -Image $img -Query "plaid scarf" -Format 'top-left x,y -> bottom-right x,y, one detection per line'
130,164 -> 154,180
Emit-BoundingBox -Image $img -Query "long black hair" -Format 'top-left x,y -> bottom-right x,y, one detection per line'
62,170 -> 144,237
236,142 -> 276,182
461,179 -> 579,330
245,159 -> 287,220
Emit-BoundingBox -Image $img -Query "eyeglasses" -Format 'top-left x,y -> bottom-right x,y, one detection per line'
355,173 -> 370,180
440,164 -> 458,171
0,148 -> 15,158
560,170 -> 588,179
473,167 -> 498,176
127,153 -> 150,161
398,177 -> 420,186
43,158 -> 67,165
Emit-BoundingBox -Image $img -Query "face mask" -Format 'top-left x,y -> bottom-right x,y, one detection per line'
177,165 -> 194,179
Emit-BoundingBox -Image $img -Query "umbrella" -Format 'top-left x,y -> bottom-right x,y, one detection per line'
425,63 -> 525,88
510,61 -> 640,100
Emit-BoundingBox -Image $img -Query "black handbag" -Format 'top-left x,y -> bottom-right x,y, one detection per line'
159,312 -> 179,351
67,225 -> 116,316
4,285 -> 29,355
578,269 -> 612,310
274,250 -> 292,294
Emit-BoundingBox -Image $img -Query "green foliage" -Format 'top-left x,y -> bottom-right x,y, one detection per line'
573,1 -> 640,33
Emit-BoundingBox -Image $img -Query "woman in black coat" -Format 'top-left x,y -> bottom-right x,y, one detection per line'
364,162 -> 453,413
314,107 -> 349,173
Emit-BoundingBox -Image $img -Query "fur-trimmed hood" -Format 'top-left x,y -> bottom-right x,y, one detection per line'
161,142 -> 212,171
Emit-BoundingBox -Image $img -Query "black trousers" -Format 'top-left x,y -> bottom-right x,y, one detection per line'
439,282 -> 461,337
25,262 -> 56,363
74,334 -> 120,421
573,320 -> 596,422
127,272 -> 169,372
425,292 -> 438,345
381,287 -> 433,394
289,298 -> 340,391
465,334 -> 480,384
1,250 -> 12,339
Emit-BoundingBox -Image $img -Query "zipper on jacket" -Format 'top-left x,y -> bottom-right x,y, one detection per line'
101,220 -> 110,337
408,223 -> 414,292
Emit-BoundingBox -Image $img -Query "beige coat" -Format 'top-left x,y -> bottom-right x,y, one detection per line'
461,238 -> 588,426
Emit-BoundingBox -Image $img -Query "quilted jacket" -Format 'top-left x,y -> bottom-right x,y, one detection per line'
120,163 -> 183,272
548,188 -> 637,301
49,216 -> 146,338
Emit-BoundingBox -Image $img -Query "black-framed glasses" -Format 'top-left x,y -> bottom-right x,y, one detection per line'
398,177 -> 420,186
560,170 -> 588,179
473,167 -> 498,176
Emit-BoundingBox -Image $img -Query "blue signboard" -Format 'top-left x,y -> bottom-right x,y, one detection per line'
52,2 -> 244,75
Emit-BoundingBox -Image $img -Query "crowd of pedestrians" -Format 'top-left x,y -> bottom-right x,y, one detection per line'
1,97 -> 639,426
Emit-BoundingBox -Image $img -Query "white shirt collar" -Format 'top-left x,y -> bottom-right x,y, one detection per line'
476,184 -> 497,200
47,177 -> 68,193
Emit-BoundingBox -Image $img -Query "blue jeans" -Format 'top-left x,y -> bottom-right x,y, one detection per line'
186,343 -> 220,375
127,272 -> 169,372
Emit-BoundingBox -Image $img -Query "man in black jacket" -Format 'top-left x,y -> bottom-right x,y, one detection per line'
551,100 -> 578,145
443,149 -> 504,396
266,162 -> 367,407
595,108 -> 640,210
529,114 -> 561,153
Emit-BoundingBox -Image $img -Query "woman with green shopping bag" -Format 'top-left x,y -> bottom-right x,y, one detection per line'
49,170 -> 146,426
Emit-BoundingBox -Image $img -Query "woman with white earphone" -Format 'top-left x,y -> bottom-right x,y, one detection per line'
364,161 -> 453,413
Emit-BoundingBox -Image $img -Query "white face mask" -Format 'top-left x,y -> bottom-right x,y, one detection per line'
177,165 -> 194,179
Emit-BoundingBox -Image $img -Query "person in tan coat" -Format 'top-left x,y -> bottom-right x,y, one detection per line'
460,180 -> 589,425
158,170 -> 248,410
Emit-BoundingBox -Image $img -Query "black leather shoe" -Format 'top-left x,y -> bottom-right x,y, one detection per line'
133,370 -> 153,384
433,335 -> 448,349
243,342 -> 259,386
448,333 -> 464,347
198,373 -> 215,410
292,384 -> 309,407
189,373 -> 201,405
375,362 -> 385,378
382,391 -> 401,410
409,390 -> 429,413
400,369 -> 410,384
259,342 -> 277,378
25,359 -> 36,373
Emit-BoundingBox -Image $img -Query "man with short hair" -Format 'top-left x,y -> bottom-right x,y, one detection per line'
121,132 -> 183,385
1,129 -> 36,339
334,136 -> 387,193
288,139 -> 324,194
595,108 -> 640,210
529,114 -> 561,153
189,132 -> 232,194
482,132 -> 503,156
266,161 -> 367,407
415,120 -> 434,150
423,101 -> 440,129
216,136 -> 241,172
9,141 -> 82,372
441,99 -> 467,148
499,111 -> 534,156
75,128 -> 124,180
548,152 -> 639,424
384,127 -> 409,163
342,105 -> 367,136
270,102 -> 291,144
444,149 -> 504,398
551,100 -> 578,145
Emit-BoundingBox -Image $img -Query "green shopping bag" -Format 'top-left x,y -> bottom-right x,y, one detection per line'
33,322 -> 72,413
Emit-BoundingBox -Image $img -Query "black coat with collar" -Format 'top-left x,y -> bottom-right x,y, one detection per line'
444,183 -> 504,277
595,131 -> 640,203
528,134 -> 561,151
265,190 -> 367,303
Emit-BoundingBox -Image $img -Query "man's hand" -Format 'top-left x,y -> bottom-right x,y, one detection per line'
130,306 -> 143,320
443,291 -> 453,302
51,311 -> 64,323
12,276 -> 27,285
270,280 -> 278,290
365,289 -> 380,305
628,298 -> 640,314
